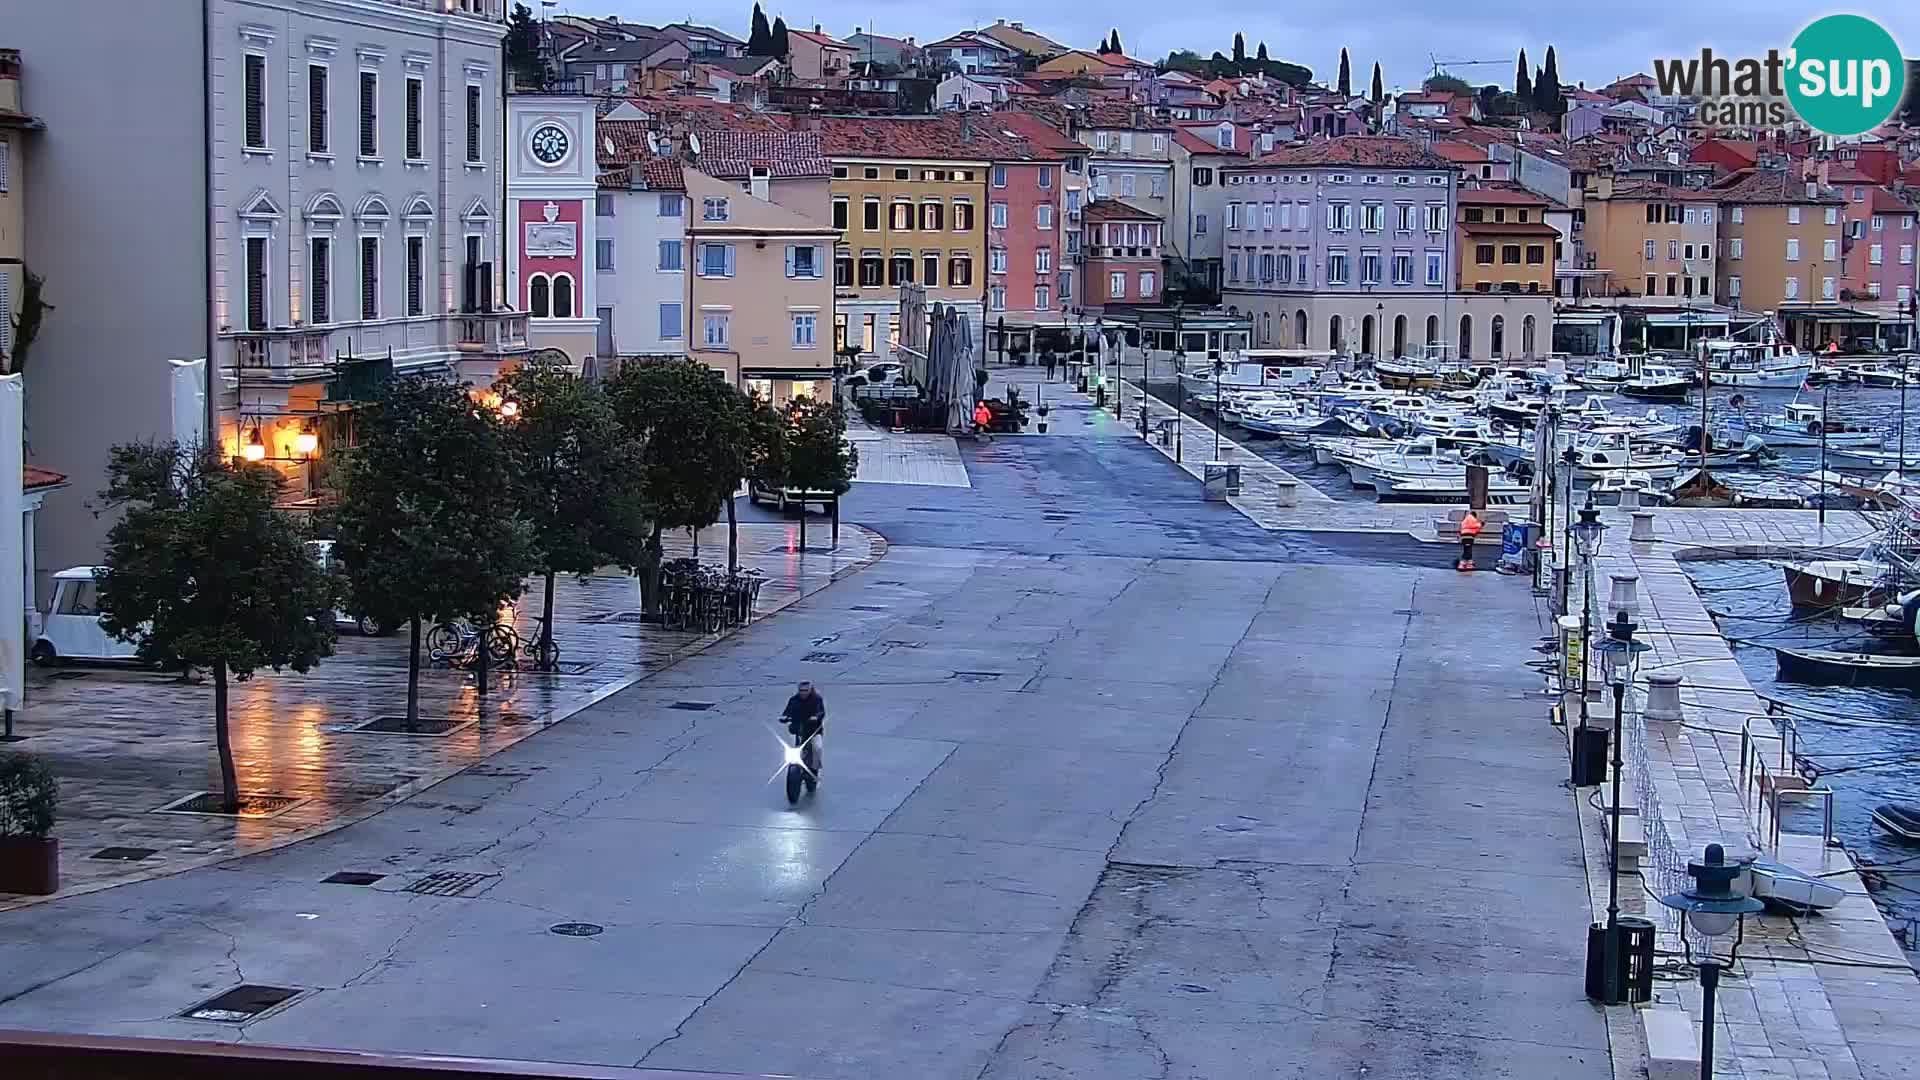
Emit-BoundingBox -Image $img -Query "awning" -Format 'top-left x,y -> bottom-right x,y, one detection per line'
1645,312 -> 1731,328
1778,305 -> 1876,323
1552,311 -> 1616,325
741,368 -> 835,382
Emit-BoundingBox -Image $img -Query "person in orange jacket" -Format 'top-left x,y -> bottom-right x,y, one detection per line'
974,400 -> 993,432
1457,509 -> 1483,571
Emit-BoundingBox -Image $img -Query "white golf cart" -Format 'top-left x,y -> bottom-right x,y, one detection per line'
31,567 -> 141,665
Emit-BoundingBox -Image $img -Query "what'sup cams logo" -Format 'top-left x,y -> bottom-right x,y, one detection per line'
1653,14 -> 1907,136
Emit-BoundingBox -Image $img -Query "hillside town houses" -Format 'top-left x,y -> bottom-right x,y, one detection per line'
5,2 -> 1920,601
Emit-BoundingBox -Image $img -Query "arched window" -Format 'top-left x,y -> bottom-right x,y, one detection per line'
1490,314 -> 1505,358
1360,314 -> 1375,357
528,274 -> 550,318
1294,309 -> 1309,346
1523,314 -> 1537,357
1393,314 -> 1408,358
1259,311 -> 1272,344
1458,314 -> 1473,360
552,274 -> 575,318
1425,314 -> 1440,348
1328,314 -> 1344,353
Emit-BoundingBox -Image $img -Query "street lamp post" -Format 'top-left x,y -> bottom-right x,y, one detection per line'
1659,844 -> 1766,1079
1570,495 -> 1608,732
1172,347 -> 1186,462
1592,609 -> 1650,1006
1213,355 -> 1227,461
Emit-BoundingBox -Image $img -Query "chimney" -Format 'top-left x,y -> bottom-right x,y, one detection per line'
1818,160 -> 1830,190
960,110 -> 974,141
813,23 -> 821,34
1012,21 -> 1024,29
996,17 -> 1006,25
750,167 -> 770,201
906,36 -> 915,46
854,25 -> 861,35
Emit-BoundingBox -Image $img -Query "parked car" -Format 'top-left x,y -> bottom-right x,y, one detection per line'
306,540 -> 392,635
747,477 -> 838,514
844,363 -> 906,389
31,567 -> 141,665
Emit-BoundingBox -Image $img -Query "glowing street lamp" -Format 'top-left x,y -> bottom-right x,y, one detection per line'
1588,610 -> 1650,1005
241,426 -> 267,463
1659,844 -> 1765,1080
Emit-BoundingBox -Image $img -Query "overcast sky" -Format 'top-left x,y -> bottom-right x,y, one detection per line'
573,1 -> 1917,96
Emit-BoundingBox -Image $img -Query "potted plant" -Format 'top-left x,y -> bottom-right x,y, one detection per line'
0,753 -> 58,895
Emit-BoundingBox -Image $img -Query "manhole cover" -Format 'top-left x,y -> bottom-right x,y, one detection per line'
850,605 -> 889,612
181,984 -> 303,1023
90,846 -> 157,862
155,792 -> 303,818
353,716 -> 472,737
669,701 -> 715,711
954,671 -> 1003,682
403,871 -> 498,897
549,922 -> 605,937
323,871 -> 385,886
802,652 -> 846,663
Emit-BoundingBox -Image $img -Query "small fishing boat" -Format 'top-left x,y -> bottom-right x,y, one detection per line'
1379,472 -> 1529,503
1618,364 -> 1692,401
1729,402 -> 1884,449
1872,803 -> 1920,841
1703,336 -> 1814,388
1586,472 -> 1669,505
1776,647 -> 1920,687
1781,559 -> 1889,608
1824,448 -> 1920,473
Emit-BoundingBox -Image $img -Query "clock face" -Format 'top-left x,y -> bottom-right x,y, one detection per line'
530,124 -> 570,165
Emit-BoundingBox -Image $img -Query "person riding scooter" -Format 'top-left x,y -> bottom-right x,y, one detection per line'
782,680 -> 826,791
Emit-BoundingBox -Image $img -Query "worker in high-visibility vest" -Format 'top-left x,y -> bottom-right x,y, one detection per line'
974,400 -> 993,432
1457,509 -> 1483,572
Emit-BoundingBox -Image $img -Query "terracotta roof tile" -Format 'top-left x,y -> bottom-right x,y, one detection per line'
686,129 -> 829,178
1870,188 -> 1916,215
24,466 -> 66,490
1428,139 -> 1491,163
1172,122 -> 1254,156
1457,185 -> 1548,205
1082,198 -> 1158,223
816,114 -> 1053,161
1242,135 -> 1452,170
1711,168 -> 1846,205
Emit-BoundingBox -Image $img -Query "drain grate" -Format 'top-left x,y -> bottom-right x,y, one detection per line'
90,846 -> 157,862
801,652 -> 846,663
668,701 -> 715,711
155,792 -> 303,818
403,870 -> 498,897
1392,608 -> 1422,616
549,922 -> 604,937
181,984 -> 303,1023
323,871 -> 386,886
849,604 -> 889,612
873,580 -> 909,586
353,716 -> 472,737
954,671 -> 1003,683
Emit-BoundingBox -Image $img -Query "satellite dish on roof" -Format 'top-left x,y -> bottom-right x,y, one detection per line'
645,131 -> 659,154
688,131 -> 703,157
604,136 -> 615,156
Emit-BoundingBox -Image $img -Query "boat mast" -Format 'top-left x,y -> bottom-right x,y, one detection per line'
1698,338 -> 1709,475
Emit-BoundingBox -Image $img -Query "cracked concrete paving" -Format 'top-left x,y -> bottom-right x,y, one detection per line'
0,434 -> 1606,1078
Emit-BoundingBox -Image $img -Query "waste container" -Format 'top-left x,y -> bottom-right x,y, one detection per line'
1222,463 -> 1241,495
1585,917 -> 1656,1004
1202,461 -> 1232,502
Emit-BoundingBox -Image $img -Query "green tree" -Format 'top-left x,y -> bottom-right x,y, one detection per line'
770,17 -> 790,60
1107,30 -> 1122,55
1515,48 -> 1531,101
1337,48 -> 1351,95
1370,62 -> 1384,117
1538,45 -> 1563,118
1257,42 -> 1269,62
1232,33 -> 1245,64
95,443 -> 336,813
3,269 -> 53,376
494,364 -> 649,666
505,3 -> 543,89
1159,49 -> 1208,75
333,375 -> 533,718
603,360 -> 748,611
1424,72 -> 1471,95
747,3 -> 772,55
776,397 -> 857,552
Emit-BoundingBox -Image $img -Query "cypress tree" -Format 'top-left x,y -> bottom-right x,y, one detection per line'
1539,45 -> 1563,115
1515,49 -> 1532,101
1233,33 -> 1246,63
747,3 -> 771,56
1109,29 -> 1123,55
1337,48 -> 1351,96
1257,42 -> 1269,62
770,16 -> 790,60
1370,62 -> 1384,115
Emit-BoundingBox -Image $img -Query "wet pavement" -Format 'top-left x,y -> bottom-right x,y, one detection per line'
0,420 -> 1606,1079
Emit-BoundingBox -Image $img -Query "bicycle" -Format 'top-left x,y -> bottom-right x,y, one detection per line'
426,619 -> 520,671
522,614 -> 562,671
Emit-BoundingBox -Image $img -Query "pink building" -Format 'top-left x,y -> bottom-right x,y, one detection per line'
985,113 -> 1080,349
1081,199 -> 1163,311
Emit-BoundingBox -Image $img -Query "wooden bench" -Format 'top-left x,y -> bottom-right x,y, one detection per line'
1642,1008 -> 1699,1080
1433,508 -> 1511,542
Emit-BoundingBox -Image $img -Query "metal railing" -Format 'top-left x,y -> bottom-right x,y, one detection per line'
1739,714 -> 1838,850
0,1030 -> 794,1079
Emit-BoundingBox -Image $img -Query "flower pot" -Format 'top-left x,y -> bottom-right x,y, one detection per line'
1038,421 -> 1049,433
0,836 -> 58,895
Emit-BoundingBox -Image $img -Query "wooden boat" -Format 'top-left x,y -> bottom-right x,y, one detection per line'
1781,559 -> 1888,609
1775,646 -> 1920,688
1667,467 -> 1736,508
1872,803 -> 1920,841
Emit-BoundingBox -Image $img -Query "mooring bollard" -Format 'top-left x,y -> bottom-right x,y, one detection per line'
1273,479 -> 1298,508
1644,672 -> 1683,722
1617,487 -> 1641,511
1630,510 -> 1656,542
1608,572 -> 1641,623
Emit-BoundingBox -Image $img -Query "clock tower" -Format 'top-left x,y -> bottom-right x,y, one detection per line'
505,95 -> 599,368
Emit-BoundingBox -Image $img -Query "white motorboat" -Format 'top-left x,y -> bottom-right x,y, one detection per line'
1587,472 -> 1669,505
1851,362 -> 1920,388
1379,472 -> 1530,502
1826,447 -> 1920,473
1565,430 -> 1688,482
1729,402 -> 1883,449
1310,435 -> 1391,466
1577,357 -> 1632,388
1703,336 -> 1813,388
1338,437 -> 1464,489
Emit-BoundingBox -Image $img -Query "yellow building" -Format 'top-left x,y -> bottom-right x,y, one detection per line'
1581,175 -> 1719,303
682,169 -> 838,402
0,48 -> 38,372
1456,187 -> 1558,296
818,115 -> 1004,360
1710,168 -> 1848,346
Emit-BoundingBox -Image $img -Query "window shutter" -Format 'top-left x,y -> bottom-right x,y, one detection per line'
361,237 -> 379,319
0,141 -> 8,193
359,72 -> 378,157
466,85 -> 482,162
784,246 -> 795,277
725,246 -> 735,277
405,78 -> 422,160
0,271 -> 11,359
309,66 -> 328,152
243,55 -> 266,148
311,238 -> 330,323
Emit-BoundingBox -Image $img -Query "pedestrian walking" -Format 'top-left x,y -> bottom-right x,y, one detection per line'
1457,509 -> 1483,571
974,399 -> 994,438
1043,350 -> 1057,381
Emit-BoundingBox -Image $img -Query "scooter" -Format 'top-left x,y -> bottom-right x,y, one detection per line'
778,722 -> 821,805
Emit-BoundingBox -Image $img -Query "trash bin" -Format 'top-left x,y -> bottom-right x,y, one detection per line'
1222,463 -> 1241,495
1620,916 -> 1655,1003
1202,462 -> 1233,502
